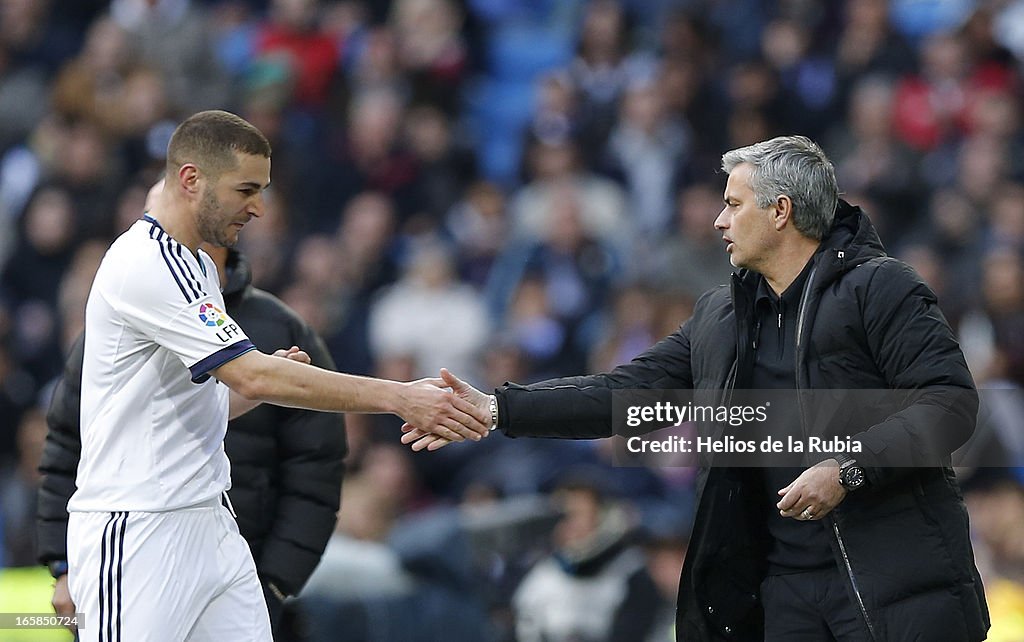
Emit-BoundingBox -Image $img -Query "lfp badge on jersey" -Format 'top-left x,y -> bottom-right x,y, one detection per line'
198,303 -> 226,327
198,303 -> 243,342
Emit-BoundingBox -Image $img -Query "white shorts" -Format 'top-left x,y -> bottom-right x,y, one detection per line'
67,497 -> 272,642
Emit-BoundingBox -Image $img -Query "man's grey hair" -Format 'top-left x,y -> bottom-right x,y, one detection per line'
721,135 -> 838,240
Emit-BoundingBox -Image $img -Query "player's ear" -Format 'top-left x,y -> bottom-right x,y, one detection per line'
178,164 -> 201,195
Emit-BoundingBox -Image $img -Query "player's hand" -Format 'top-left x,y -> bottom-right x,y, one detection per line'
396,370 -> 490,443
777,459 -> 847,521
401,369 -> 490,451
272,345 -> 311,364
401,421 -> 456,451
51,574 -> 77,633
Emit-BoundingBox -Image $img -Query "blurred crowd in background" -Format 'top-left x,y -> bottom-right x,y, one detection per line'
0,0 -> 1023,640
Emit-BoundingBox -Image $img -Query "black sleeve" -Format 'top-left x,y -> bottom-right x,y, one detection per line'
854,259 -> 979,487
497,314 -> 695,439
36,333 -> 85,565
256,321 -> 347,596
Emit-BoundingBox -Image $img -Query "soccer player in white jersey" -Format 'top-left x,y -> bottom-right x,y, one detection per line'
67,110 -> 490,641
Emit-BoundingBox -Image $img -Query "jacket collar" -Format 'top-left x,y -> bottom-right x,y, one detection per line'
222,249 -> 253,304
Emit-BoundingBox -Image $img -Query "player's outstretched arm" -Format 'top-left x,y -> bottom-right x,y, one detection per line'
228,346 -> 312,419
214,352 -> 490,442
401,368 -> 491,451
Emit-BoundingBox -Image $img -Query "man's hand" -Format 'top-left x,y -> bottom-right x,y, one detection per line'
400,369 -> 490,451
51,574 -> 77,633
777,459 -> 847,521
395,368 -> 491,444
273,345 -> 311,364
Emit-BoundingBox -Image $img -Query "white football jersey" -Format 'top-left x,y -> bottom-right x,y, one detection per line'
69,215 -> 255,512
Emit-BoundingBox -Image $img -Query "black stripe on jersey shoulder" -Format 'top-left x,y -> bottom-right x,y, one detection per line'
143,215 -> 206,304
174,242 -> 207,298
150,228 -> 193,303
165,237 -> 202,300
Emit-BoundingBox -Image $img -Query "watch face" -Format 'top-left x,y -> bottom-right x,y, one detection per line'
843,466 -> 866,489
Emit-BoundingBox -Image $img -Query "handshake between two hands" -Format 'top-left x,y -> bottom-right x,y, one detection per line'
398,368 -> 490,452
269,348 -> 484,449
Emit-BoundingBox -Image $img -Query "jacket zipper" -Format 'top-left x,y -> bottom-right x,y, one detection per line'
794,254 -> 878,642
831,518 -> 877,641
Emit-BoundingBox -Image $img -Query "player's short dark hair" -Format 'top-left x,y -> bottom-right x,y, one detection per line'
166,110 -> 271,178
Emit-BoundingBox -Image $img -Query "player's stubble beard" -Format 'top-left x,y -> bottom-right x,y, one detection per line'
196,187 -> 238,248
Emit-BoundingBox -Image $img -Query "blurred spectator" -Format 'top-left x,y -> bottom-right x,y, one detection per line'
723,59 -> 783,148
531,71 -> 582,153
346,24 -> 407,99
960,5 -> 1017,68
916,188 -> 983,308
0,185 -> 77,387
641,531 -> 688,642
300,445 -> 493,642
492,184 -> 620,374
826,75 -> 923,246
443,180 -> 508,288
568,0 -> 655,150
655,57 -> 724,175
986,182 -> 1024,253
833,0 -> 916,95
589,284 -> 659,374
647,183 -> 734,299
603,77 -> 692,239
900,243 -> 961,321
512,473 -> 660,642
959,248 -> 1024,388
404,103 -> 477,222
0,337 -> 34,462
110,0 -> 231,112
255,0 -> 339,109
966,89 -> 1023,176
0,0 -> 70,151
318,191 -> 401,375
511,134 -> 628,247
500,276 -> 572,380
50,16 -> 134,133
320,87 -> 420,228
0,116 -> 66,265
0,408 -> 46,567
962,471 -> 1024,642
705,0 -> 768,63
761,17 -> 838,138
390,0 -> 468,113
369,239 -> 489,382
893,31 -> 1015,152
54,241 -> 105,355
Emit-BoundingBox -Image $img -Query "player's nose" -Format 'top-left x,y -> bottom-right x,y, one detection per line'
248,193 -> 265,218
